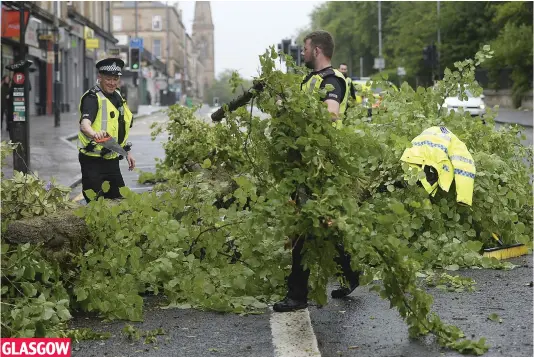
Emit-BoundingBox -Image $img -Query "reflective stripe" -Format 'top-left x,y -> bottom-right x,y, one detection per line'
421,129 -> 451,141
77,91 -> 110,155
412,140 -> 448,155
450,155 -> 474,165
96,91 -> 108,132
454,168 -> 475,179
308,78 -> 318,92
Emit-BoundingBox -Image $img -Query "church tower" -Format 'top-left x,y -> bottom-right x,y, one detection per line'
192,1 -> 215,92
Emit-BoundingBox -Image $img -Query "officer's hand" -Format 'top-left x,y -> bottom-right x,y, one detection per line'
127,152 -> 136,171
93,131 -> 108,140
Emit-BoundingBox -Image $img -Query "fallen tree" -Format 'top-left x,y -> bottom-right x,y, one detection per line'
1,47 -> 532,355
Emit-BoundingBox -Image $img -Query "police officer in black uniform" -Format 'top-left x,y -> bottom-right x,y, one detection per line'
78,58 -> 135,203
273,31 -> 360,313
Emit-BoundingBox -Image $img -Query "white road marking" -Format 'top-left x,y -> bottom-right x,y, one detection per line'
270,308 -> 321,357
128,186 -> 154,191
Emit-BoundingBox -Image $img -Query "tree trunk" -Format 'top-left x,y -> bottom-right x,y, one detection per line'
3,208 -> 90,261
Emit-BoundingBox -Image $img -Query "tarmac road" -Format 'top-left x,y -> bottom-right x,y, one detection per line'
68,256 -> 532,357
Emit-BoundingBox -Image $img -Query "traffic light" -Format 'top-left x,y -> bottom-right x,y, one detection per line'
289,45 -> 302,66
130,48 -> 140,71
281,39 -> 291,55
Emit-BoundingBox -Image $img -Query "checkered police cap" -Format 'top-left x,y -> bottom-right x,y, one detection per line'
96,58 -> 125,76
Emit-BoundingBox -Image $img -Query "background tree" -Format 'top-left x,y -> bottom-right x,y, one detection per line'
483,1 -> 533,106
298,0 -> 532,105
205,70 -> 253,105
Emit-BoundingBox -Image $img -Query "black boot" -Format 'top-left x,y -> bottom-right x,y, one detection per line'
273,297 -> 308,312
331,272 -> 360,299
332,243 -> 360,299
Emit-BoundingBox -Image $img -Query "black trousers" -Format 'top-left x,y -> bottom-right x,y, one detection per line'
79,152 -> 125,203
286,235 -> 360,301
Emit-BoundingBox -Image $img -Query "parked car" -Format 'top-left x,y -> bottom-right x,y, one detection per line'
442,89 -> 486,116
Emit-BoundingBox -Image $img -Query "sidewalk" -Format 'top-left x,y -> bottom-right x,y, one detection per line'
1,107 -> 165,188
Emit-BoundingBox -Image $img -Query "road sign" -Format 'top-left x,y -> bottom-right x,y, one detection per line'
130,38 -> 144,51
108,48 -> 120,56
373,57 -> 385,70
39,34 -> 53,41
13,73 -> 25,85
397,67 -> 406,76
86,38 -> 99,49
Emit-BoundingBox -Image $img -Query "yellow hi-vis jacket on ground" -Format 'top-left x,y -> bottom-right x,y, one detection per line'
77,86 -> 133,159
301,67 -> 349,128
400,126 -> 476,206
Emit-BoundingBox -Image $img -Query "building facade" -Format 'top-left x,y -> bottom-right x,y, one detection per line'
1,1 -> 117,116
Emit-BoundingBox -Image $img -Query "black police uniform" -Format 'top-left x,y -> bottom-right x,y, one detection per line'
78,58 -> 132,203
274,68 -> 360,312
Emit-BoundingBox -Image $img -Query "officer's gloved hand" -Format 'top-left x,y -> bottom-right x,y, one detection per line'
93,131 -> 108,141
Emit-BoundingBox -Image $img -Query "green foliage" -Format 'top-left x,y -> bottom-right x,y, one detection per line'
60,328 -> 111,342
487,313 -> 502,323
485,23 -> 533,106
122,325 -> 166,344
308,1 -> 531,93
205,70 -> 253,105
137,170 -> 166,185
1,243 -> 71,337
423,272 -> 476,293
0,44 -> 531,357
0,141 -> 76,230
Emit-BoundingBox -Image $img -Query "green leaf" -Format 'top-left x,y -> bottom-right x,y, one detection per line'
57,308 -> 72,321
444,264 -> 460,271
487,313 -> 502,323
101,181 -> 111,193
42,307 -> 56,321
202,158 -> 212,169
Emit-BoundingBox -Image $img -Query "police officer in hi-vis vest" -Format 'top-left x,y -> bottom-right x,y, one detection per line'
273,31 -> 360,313
78,58 -> 135,203
338,63 -> 357,101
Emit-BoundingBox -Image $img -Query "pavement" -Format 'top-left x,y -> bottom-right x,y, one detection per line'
0,106 -> 166,189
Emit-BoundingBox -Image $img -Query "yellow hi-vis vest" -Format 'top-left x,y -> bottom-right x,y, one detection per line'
77,86 -> 133,159
301,67 -> 350,118
400,126 -> 476,206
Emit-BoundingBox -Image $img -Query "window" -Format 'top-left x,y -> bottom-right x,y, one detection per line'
153,39 -> 161,57
113,16 -> 122,31
152,15 -> 162,31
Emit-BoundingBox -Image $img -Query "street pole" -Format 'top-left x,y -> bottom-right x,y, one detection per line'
437,0 -> 441,79
12,4 -> 30,172
182,21 -> 187,104
133,1 -> 138,88
378,0 -> 382,72
135,2 -> 138,38
166,1 -> 170,104
53,1 -> 60,127
360,57 -> 363,78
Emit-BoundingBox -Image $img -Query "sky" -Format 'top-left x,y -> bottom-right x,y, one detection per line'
177,1 -> 324,80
